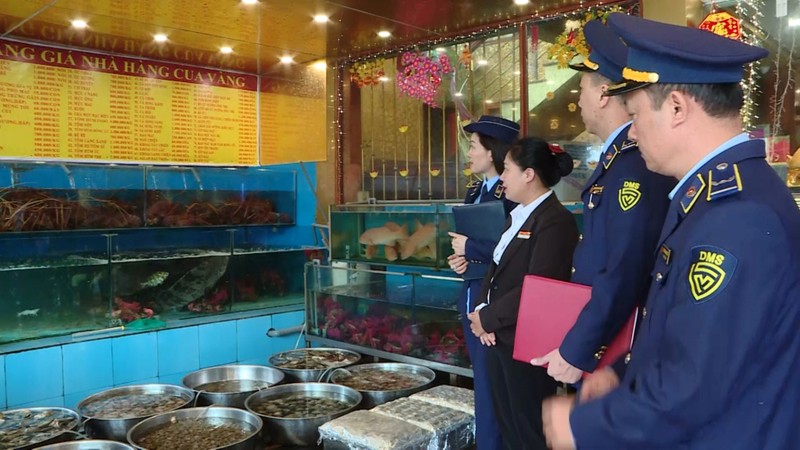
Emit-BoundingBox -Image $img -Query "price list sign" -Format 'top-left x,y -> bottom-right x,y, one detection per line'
0,39 -> 258,165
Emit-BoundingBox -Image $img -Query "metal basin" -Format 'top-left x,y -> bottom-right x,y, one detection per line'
267,348 -> 360,382
0,407 -> 81,450
127,407 -> 262,450
36,440 -> 135,450
244,382 -> 361,447
182,365 -> 284,408
329,363 -> 435,408
77,384 -> 195,442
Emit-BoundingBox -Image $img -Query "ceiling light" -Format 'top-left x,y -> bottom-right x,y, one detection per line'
485,99 -> 494,104
220,46 -> 233,54
435,47 -> 446,53
311,60 -> 327,70
379,76 -> 389,82
153,34 -> 168,43
790,17 -> 800,27
313,14 -> 329,23
241,0 -> 259,4
279,55 -> 294,64
547,80 -> 555,85
514,70 -> 521,75
570,89 -> 579,93
454,92 -> 463,97
514,0 -> 530,4
377,30 -> 391,38
477,59 -> 488,66
71,19 -> 87,29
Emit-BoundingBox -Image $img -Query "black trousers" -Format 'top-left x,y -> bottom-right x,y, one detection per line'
486,341 -> 558,450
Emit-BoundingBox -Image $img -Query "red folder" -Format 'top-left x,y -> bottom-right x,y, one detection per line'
512,274 -> 636,375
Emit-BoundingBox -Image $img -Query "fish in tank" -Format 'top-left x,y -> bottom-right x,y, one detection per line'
352,214 -> 453,264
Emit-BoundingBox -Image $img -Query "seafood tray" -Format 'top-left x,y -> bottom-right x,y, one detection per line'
410,385 -> 475,415
136,418 -> 250,450
332,367 -> 430,391
318,410 -> 434,450
371,397 -> 474,450
78,391 -> 189,419
0,407 -> 80,449
248,393 -> 355,419
269,348 -> 360,371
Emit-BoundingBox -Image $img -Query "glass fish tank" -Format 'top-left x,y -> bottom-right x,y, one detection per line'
305,264 -> 469,375
0,162 -> 296,231
329,202 -> 455,270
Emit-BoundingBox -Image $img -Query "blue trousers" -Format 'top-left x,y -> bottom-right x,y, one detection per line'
460,280 -> 503,450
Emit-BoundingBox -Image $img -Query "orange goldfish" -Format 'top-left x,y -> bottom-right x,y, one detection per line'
385,244 -> 399,261
400,220 -> 437,260
359,222 -> 409,245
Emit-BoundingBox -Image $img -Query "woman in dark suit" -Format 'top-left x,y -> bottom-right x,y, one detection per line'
467,137 -> 578,450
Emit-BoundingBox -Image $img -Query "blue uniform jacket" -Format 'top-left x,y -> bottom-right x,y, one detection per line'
561,126 -> 675,371
462,179 -> 516,274
570,139 -> 800,449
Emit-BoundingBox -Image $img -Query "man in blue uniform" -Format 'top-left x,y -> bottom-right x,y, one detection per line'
543,13 -> 800,449
531,19 -> 674,383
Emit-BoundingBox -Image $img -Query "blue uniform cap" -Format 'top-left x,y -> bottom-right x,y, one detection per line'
604,13 -> 768,95
569,19 -> 628,83
463,115 -> 520,145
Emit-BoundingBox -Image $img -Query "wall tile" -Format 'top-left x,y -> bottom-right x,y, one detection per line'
236,315 -> 272,362
62,339 -> 113,394
114,377 -> 159,387
157,372 -> 187,386
157,327 -> 199,377
12,395 -> 65,409
5,346 -> 63,406
198,321 -> 237,368
112,332 -> 158,385
0,354 -> 5,409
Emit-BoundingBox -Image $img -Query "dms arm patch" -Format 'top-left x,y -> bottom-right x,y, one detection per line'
687,245 -> 738,303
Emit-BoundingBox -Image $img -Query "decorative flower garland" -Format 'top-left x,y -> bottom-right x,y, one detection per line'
547,7 -> 622,69
349,59 -> 385,87
396,51 -> 453,107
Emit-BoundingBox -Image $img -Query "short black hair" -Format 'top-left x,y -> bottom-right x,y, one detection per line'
643,83 -> 743,118
507,137 -> 573,188
477,133 -> 513,175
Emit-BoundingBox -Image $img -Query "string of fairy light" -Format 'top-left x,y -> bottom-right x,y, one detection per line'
735,0 -> 765,131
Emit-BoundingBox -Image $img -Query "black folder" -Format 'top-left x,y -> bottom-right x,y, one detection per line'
452,201 -> 507,280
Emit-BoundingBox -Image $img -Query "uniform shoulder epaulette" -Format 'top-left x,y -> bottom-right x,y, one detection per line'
466,179 -> 481,189
680,173 -> 706,215
706,162 -> 743,202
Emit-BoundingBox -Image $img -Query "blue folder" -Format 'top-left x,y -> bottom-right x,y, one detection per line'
452,201 -> 507,280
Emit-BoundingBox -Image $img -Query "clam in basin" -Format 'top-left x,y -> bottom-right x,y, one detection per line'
268,348 -> 360,383
182,365 -> 285,409
245,382 -> 361,447
330,362 -> 435,408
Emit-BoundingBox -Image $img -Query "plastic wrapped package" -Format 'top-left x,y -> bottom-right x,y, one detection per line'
411,385 -> 475,415
318,410 -> 434,450
372,397 -> 475,450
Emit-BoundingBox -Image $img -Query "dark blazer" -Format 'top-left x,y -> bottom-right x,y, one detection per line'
477,193 -> 579,347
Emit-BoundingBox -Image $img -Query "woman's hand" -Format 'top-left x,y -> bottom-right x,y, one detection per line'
447,254 -> 468,274
448,232 -> 468,255
467,311 -> 487,337
480,332 -> 496,346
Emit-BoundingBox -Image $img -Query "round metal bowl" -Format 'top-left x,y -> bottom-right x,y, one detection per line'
36,440 -> 135,450
0,407 -> 81,450
77,384 -> 195,442
182,365 -> 285,409
244,382 -> 361,447
267,347 -> 361,382
330,362 -> 435,408
127,407 -> 262,450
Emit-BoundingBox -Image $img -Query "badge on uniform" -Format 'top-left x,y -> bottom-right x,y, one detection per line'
618,180 -> 642,211
659,244 -> 672,265
494,183 -> 505,199
687,245 -> 738,303
517,231 -> 531,239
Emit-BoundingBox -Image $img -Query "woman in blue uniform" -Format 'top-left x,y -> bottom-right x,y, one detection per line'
467,137 -> 578,450
447,115 -> 517,450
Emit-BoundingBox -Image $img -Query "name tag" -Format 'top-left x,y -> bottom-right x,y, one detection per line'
517,231 -> 531,239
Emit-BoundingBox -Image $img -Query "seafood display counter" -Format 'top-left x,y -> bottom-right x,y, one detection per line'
304,263 -> 470,377
0,161 -> 324,347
